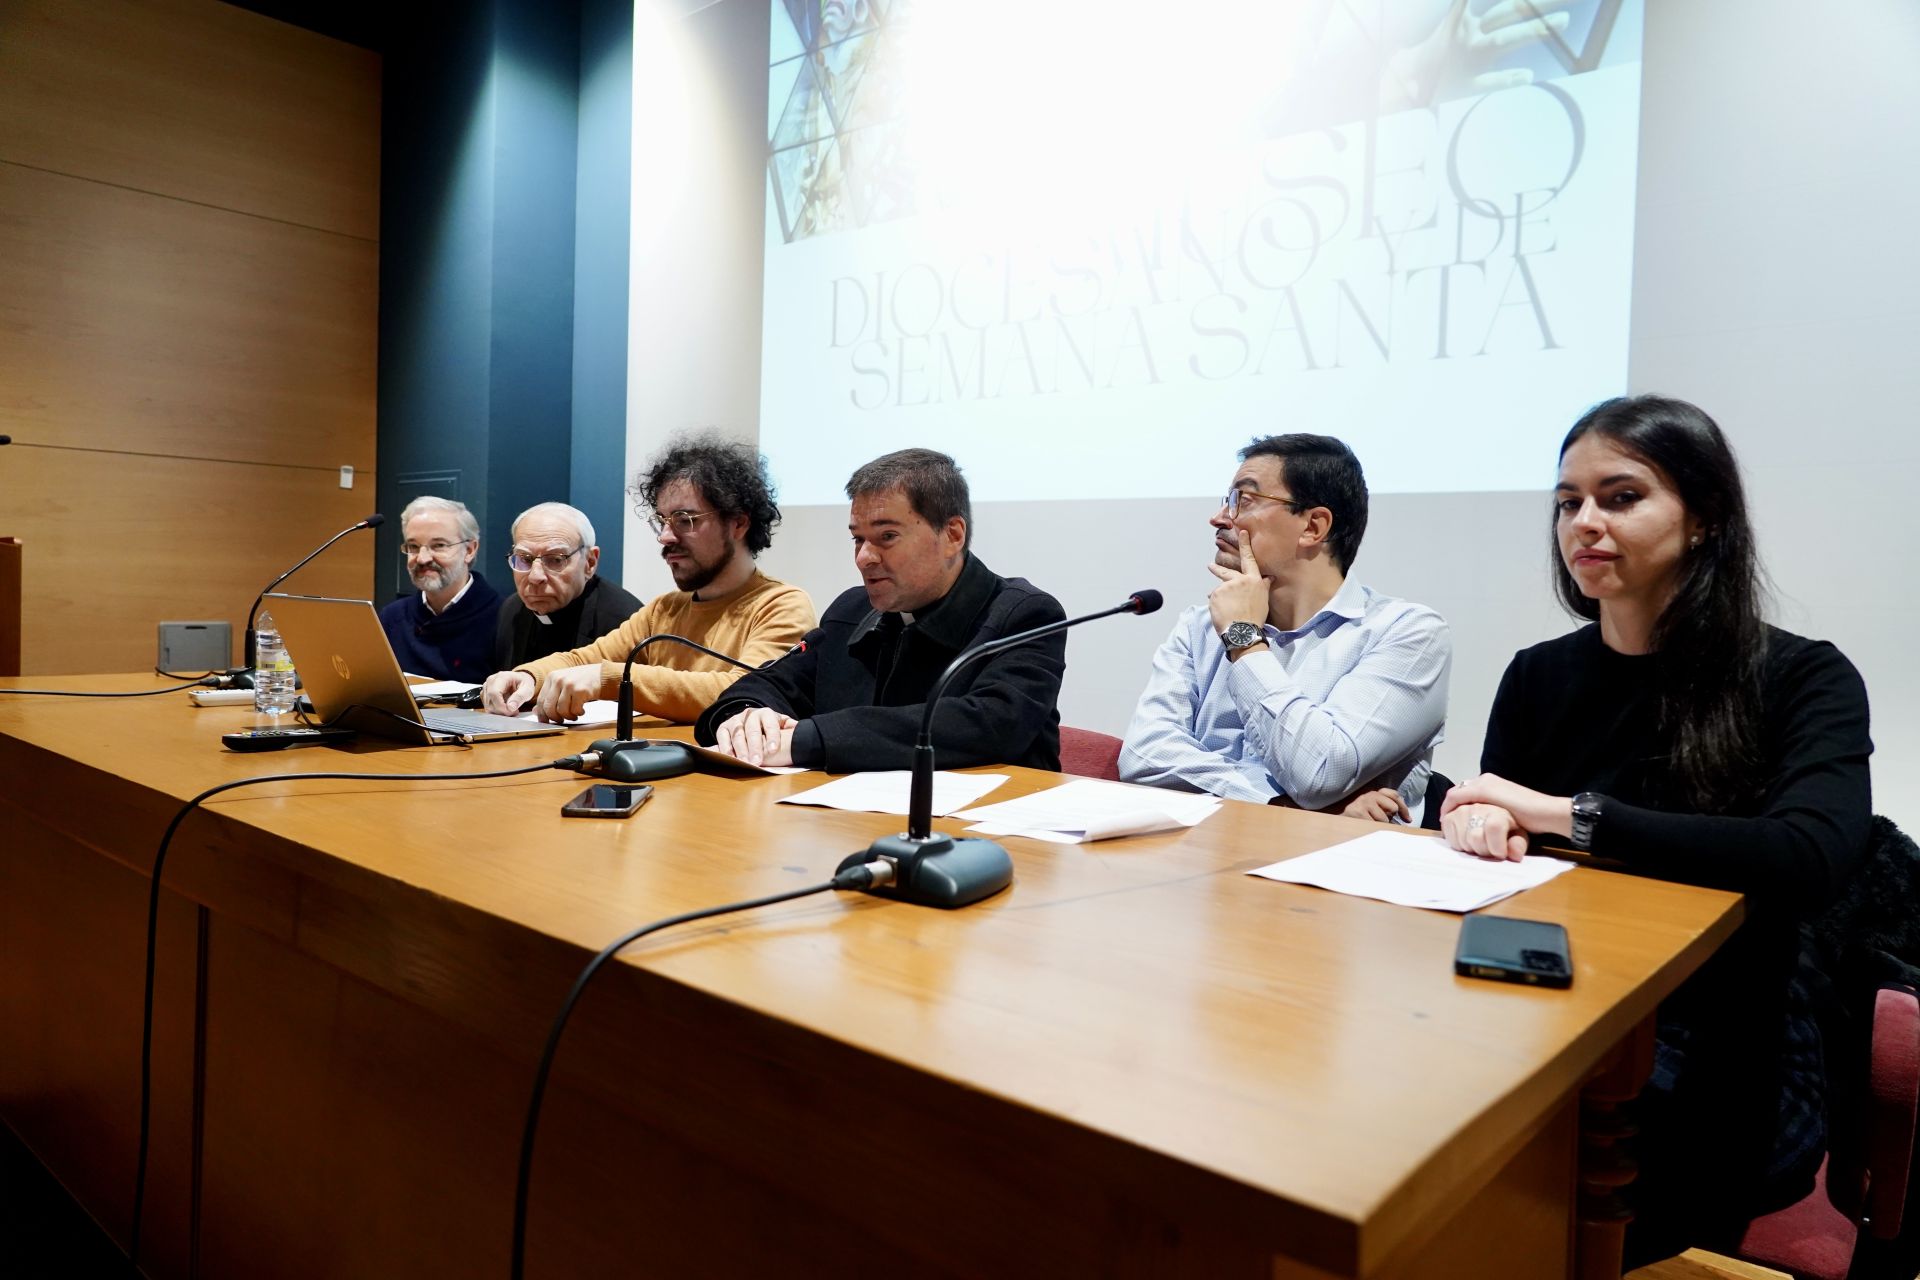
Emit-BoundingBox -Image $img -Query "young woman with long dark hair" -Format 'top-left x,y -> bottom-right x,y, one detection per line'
1440,395 -> 1873,1260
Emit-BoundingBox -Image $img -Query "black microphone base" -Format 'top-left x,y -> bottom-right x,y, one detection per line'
838,833 -> 1012,909
584,739 -> 695,782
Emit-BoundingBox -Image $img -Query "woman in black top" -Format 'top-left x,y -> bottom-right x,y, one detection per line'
1439,395 -> 1873,1262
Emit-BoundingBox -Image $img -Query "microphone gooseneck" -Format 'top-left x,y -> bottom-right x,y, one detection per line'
904,588 -> 1163,840
614,633 -> 763,740
839,588 -> 1163,908
582,636 -> 803,783
243,513 -> 385,668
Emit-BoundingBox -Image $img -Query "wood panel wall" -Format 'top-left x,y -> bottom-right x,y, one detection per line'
0,0 -> 379,674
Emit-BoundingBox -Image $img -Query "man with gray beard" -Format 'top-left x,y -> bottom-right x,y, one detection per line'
378,496 -> 503,681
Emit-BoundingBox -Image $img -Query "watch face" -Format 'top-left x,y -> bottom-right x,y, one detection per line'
1224,621 -> 1261,648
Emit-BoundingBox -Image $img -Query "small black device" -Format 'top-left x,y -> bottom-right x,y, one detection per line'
221,727 -> 358,752
560,783 -> 653,819
1454,915 -> 1573,988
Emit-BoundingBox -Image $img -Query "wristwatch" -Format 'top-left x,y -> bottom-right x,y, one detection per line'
1221,620 -> 1263,656
1570,792 -> 1604,850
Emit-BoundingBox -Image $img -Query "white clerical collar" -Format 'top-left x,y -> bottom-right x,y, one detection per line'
422,574 -> 475,616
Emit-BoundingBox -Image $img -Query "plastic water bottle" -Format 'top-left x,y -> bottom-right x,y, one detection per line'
252,611 -> 298,715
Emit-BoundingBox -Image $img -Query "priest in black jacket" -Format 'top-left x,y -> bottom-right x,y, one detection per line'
696,448 -> 1065,772
493,501 -> 642,672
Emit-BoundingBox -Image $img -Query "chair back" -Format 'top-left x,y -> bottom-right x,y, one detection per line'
1856,984 -> 1919,1238
1059,726 -> 1122,781
1737,983 -> 1920,1278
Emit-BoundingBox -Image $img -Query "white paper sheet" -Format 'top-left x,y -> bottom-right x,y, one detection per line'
954,778 -> 1220,843
407,679 -> 481,697
513,699 -> 620,730
776,771 -> 1008,817
679,740 -> 810,776
1248,830 -> 1575,913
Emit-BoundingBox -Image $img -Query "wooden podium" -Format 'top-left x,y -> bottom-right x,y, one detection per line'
0,537 -> 19,676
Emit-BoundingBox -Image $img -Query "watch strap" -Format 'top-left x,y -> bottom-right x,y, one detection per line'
1570,792 -> 1603,850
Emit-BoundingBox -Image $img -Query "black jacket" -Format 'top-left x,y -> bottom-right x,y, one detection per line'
494,575 -> 644,672
695,553 -> 1066,772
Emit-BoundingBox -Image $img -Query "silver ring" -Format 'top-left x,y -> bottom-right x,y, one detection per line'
1466,815 -> 1486,832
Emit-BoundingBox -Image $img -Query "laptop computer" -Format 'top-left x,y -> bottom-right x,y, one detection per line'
264,592 -> 562,745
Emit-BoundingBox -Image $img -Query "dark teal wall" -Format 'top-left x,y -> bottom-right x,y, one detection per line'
376,0 -> 632,593
570,0 -> 634,583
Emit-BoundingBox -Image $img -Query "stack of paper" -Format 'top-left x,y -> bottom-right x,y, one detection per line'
1249,829 -> 1575,912
406,679 -> 480,697
955,778 -> 1220,844
776,771 -> 1009,817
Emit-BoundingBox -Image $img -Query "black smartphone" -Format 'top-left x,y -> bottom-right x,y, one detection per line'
1454,916 -> 1573,988
560,783 -> 653,819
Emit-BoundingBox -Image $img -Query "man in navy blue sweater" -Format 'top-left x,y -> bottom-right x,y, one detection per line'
378,496 -> 502,681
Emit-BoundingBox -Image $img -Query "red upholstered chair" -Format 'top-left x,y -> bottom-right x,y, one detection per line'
1058,726 -> 1123,781
1736,984 -> 1920,1280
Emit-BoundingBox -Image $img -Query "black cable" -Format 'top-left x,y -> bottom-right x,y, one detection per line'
154,667 -> 221,682
0,682 -> 212,697
510,859 -> 889,1280
126,757 -> 592,1273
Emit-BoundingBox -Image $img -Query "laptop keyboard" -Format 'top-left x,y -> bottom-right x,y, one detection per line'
419,708 -> 539,734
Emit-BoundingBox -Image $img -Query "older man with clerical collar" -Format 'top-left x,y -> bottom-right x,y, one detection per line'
696,447 -> 1067,772
379,495 -> 502,681
481,436 -> 814,724
493,501 -> 642,671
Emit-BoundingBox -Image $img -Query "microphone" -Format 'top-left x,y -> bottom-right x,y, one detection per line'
834,588 -> 1163,909
580,636 -> 805,783
241,514 -> 384,669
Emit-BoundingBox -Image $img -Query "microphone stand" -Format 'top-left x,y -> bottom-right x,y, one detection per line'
837,592 -> 1161,909
585,635 -> 800,783
241,517 -> 383,669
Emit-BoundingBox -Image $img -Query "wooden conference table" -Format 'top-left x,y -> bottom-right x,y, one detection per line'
0,675 -> 1743,1279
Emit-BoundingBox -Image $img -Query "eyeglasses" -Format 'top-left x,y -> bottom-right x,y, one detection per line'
647,509 -> 717,536
507,546 -> 585,574
401,539 -> 473,559
1221,489 -> 1307,518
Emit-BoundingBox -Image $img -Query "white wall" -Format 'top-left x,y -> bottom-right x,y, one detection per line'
630,0 -> 1919,830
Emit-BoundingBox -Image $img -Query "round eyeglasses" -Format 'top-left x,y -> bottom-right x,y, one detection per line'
507,546 -> 585,574
646,510 -> 716,536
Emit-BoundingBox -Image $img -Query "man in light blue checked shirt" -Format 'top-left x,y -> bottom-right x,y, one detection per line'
1119,435 -> 1450,822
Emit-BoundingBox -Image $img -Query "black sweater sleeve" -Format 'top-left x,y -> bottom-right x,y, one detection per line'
1596,640 -> 1873,908
692,626 -> 825,741
806,596 -> 1067,773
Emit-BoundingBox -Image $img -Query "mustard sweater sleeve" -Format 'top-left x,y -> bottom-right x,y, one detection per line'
515,597 -> 661,688
622,583 -> 817,723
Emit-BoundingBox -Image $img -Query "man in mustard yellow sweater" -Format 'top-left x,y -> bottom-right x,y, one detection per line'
479,436 -> 815,724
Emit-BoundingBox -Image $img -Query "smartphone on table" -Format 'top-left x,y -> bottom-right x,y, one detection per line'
1454,916 -> 1573,988
560,783 -> 653,819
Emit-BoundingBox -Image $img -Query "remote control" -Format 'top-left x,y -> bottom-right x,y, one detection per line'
190,688 -> 258,707
221,727 -> 357,752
